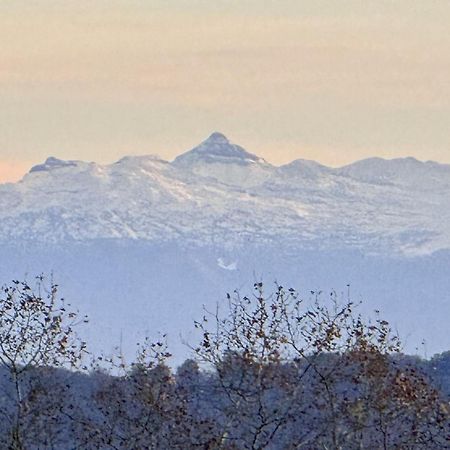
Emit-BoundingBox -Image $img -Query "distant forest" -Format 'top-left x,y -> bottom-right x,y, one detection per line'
0,277 -> 448,449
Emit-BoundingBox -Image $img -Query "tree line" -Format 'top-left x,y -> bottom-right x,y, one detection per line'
0,276 -> 448,449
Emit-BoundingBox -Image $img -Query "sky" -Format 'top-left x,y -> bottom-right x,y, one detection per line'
0,0 -> 449,182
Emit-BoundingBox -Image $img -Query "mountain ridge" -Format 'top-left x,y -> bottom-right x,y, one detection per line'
22,132 -> 449,177
0,133 -> 448,256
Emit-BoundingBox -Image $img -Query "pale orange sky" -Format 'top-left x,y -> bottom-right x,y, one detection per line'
0,1 -> 449,182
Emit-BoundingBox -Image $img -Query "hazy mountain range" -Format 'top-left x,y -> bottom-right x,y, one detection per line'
2,131 -> 449,255
0,133 -> 449,362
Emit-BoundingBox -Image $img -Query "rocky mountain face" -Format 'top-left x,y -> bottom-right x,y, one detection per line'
1,133 -> 449,361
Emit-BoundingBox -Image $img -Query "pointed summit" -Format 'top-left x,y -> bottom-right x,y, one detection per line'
173,132 -> 264,167
172,132 -> 272,186
204,131 -> 229,144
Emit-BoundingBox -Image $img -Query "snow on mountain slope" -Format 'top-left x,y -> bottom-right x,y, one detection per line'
173,132 -> 274,187
338,157 -> 450,190
0,133 -> 449,256
278,159 -> 332,180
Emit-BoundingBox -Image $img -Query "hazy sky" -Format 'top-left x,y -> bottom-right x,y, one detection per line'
1,1 -> 449,182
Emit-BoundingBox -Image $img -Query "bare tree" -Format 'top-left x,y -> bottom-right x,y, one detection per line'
0,276 -> 88,450
193,282 -> 449,449
75,336 -> 181,450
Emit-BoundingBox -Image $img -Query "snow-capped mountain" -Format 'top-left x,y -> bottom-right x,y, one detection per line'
1,133 -> 449,361
173,132 -> 265,166
173,132 -> 272,187
0,132 -> 449,256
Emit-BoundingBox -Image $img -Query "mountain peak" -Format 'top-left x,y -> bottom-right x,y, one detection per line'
29,157 -> 81,173
173,132 -> 264,167
204,131 -> 229,144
